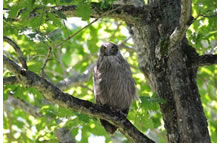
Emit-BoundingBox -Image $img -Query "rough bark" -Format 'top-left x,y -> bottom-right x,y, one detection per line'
127,0 -> 211,142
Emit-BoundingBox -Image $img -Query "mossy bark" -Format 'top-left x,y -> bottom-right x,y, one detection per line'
127,0 -> 210,142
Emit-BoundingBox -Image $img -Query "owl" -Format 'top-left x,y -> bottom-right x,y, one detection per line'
93,42 -> 137,134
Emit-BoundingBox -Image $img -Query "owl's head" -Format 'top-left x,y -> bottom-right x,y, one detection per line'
99,42 -> 119,56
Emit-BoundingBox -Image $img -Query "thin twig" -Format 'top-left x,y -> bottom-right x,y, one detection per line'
56,5 -> 125,49
7,94 -> 42,117
193,9 -> 217,22
68,5 -> 124,40
119,44 -> 136,52
65,18 -> 99,41
56,63 -> 96,90
118,36 -> 136,52
45,69 -> 65,78
41,46 -> 52,78
57,47 -> 68,77
3,36 -> 28,69
80,85 -> 93,93
118,36 -> 132,46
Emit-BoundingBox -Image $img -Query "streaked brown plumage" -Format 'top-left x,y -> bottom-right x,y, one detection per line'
93,42 -> 136,134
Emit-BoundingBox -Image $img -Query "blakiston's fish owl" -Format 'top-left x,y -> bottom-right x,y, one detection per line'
93,42 -> 136,134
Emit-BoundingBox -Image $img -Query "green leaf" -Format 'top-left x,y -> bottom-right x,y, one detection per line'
8,6 -> 19,18
53,9 -> 67,20
76,3 -> 91,21
101,0 -> 115,8
139,95 -> 166,111
29,16 -> 42,28
77,113 -> 90,123
48,13 -> 62,26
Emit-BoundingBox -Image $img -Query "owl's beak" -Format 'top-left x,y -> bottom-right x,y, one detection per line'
109,49 -> 114,55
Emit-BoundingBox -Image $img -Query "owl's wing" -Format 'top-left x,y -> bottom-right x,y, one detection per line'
93,65 -> 102,104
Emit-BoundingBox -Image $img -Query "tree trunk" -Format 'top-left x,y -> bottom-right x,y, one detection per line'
128,0 -> 210,142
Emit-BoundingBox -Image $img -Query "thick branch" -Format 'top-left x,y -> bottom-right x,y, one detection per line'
3,36 -> 28,69
3,55 -> 154,143
169,0 -> 192,49
53,3 -> 151,24
193,54 -> 217,67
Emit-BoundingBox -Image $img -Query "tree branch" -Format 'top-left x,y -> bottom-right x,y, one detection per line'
193,9 -> 217,23
3,103 -> 15,141
3,55 -> 154,143
3,36 -> 28,69
193,54 -> 217,67
41,46 -> 52,78
57,47 -> 68,77
54,4 -> 135,49
53,3 -> 151,24
169,0 -> 192,49
4,2 -> 150,24
6,95 -> 75,143
6,95 -> 42,118
56,63 -> 95,91
4,76 -> 18,85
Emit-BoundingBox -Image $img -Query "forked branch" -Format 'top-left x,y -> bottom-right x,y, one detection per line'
169,0 -> 192,49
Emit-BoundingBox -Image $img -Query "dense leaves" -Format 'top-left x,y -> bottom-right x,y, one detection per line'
3,0 -> 217,143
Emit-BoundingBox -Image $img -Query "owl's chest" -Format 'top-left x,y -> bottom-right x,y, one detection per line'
97,65 -> 128,83
95,65 -> 132,96
94,61 -> 135,109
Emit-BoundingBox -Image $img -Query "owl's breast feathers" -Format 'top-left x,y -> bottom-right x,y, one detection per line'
93,55 -> 136,110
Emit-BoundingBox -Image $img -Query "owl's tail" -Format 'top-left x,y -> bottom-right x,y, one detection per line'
100,119 -> 117,135
99,109 -> 129,135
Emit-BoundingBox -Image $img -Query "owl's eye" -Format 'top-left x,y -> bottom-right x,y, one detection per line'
111,45 -> 117,50
110,45 -> 118,55
101,46 -> 106,50
100,46 -> 107,53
